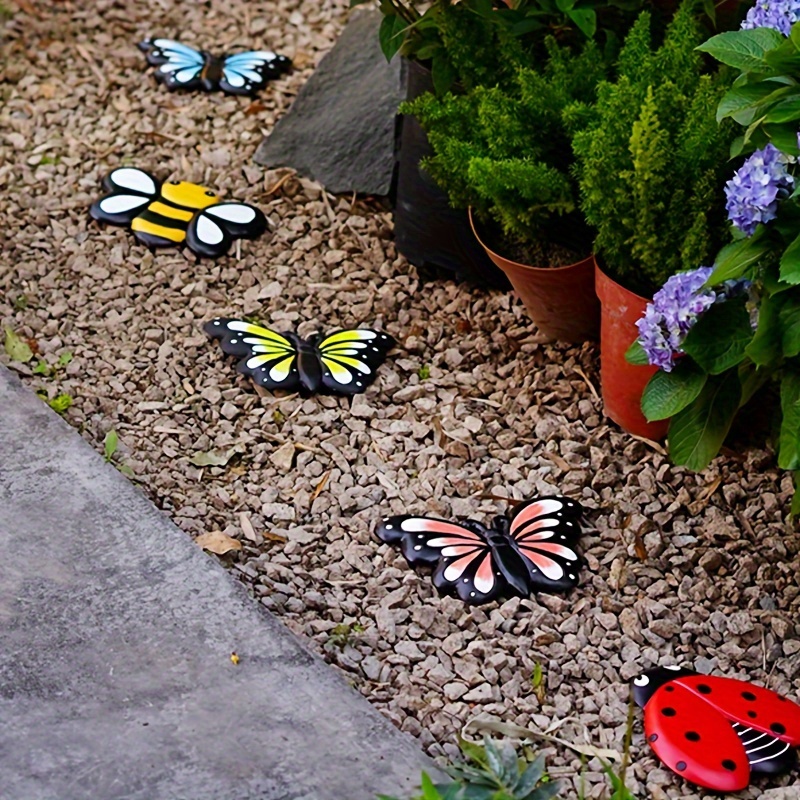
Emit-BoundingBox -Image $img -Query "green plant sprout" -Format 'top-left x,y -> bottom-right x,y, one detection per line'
103,430 -> 135,478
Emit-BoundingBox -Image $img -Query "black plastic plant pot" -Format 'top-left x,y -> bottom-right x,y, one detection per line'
393,59 -> 510,291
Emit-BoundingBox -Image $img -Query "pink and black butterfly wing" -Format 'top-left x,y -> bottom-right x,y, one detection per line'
508,496 -> 583,592
376,516 -> 506,604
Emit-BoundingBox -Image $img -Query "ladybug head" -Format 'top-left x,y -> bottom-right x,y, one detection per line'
632,665 -> 697,708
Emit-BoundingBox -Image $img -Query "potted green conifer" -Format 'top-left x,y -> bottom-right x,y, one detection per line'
566,0 -> 737,436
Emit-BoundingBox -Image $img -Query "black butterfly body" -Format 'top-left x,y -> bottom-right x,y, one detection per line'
204,317 -> 395,396
377,496 -> 584,605
138,38 -> 291,95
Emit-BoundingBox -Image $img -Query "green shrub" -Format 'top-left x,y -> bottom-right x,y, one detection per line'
402,37 -> 608,247
566,1 -> 736,295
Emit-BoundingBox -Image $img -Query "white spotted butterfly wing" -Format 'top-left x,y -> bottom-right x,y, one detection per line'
376,496 -> 583,605
316,329 -> 395,394
507,496 -> 582,592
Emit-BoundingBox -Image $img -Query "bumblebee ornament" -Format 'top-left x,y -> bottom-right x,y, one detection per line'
632,666 -> 800,792
376,496 -> 584,605
204,318 -> 396,396
138,38 -> 291,95
90,168 -> 267,259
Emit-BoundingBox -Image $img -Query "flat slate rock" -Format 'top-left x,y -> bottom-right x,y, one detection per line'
0,366 -> 432,800
254,8 -> 404,195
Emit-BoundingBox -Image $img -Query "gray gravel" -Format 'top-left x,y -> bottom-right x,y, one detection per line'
2,1 -> 800,797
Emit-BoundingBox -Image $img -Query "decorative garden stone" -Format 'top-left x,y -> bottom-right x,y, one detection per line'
90,168 -> 267,259
632,666 -> 800,792
376,496 -> 583,605
204,318 -> 395,396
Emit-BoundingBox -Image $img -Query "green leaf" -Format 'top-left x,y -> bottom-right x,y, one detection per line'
641,361 -> 707,421
624,339 -> 649,366
793,472 -> 800,516
566,7 -> 595,38
765,95 -> 800,123
681,300 -> 754,374
3,327 -> 33,363
378,13 -> 406,62
47,393 -> 73,414
780,371 -> 800,469
716,83 -> 793,122
765,121 -> 800,155
780,231 -> 800,283
528,782 -> 561,800
765,35 -> 800,72
483,738 -> 506,781
431,53 -> 456,96
696,28 -> 785,71
57,351 -> 73,368
117,464 -> 135,478
32,359 -> 50,376
746,291 -> 785,366
420,772 -> 443,800
104,430 -> 119,461
668,371 -> 741,471
780,295 -> 800,357
707,233 -> 770,284
515,755 -> 545,795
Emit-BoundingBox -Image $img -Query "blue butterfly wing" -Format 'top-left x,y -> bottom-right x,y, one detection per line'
220,50 -> 291,95
138,38 -> 205,90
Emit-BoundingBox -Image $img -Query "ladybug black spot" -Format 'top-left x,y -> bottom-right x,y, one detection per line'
649,733 -> 658,743
771,723 -> 787,735
747,711 -> 757,719
662,707 -> 676,717
665,686 -> 675,692
676,761 -> 687,771
722,760 -> 737,772
697,684 -> 712,694
742,691 -> 756,701
685,731 -> 700,742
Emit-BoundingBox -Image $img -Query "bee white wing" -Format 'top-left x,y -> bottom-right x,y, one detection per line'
90,168 -> 158,227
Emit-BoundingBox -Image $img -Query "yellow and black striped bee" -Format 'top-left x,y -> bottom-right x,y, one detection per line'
89,167 -> 267,259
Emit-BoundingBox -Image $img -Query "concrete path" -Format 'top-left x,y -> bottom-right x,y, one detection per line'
0,366 -> 432,800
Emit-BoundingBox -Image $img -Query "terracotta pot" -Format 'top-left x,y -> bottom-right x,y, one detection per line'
595,262 -> 669,440
469,209 -> 600,343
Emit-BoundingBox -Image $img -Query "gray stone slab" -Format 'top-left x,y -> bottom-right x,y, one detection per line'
254,8 -> 404,196
0,366 -> 432,800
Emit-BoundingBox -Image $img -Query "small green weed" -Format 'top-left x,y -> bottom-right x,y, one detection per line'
36,390 -> 72,414
103,429 -> 134,477
37,154 -> 60,166
418,364 -> 431,380
380,737 -> 560,800
31,351 -> 72,377
3,327 -> 33,363
326,622 -> 365,650
530,662 -> 546,704
13,294 -> 29,311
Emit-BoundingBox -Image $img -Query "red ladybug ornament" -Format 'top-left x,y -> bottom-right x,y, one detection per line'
633,666 -> 800,792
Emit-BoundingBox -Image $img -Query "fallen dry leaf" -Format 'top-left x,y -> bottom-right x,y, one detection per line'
239,512 -> 260,543
189,448 -> 235,467
262,531 -> 289,543
195,531 -> 242,555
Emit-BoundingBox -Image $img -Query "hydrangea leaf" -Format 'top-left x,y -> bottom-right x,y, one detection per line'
697,28 -> 785,71
764,122 -> 800,154
641,361 -> 707,421
625,339 -> 650,366
780,231 -> 800,283
681,300 -> 754,374
378,13 -> 407,62
746,291 -> 786,365
716,82 -> 795,123
707,233 -> 770,284
780,294 -> 800,356
779,371 -> 800,469
668,370 -> 741,471
764,94 -> 800,123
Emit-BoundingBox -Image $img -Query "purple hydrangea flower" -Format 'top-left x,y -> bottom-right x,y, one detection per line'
636,269 -> 751,372
725,144 -> 794,236
741,0 -> 800,35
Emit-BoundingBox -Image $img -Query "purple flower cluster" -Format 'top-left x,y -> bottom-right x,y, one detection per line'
725,144 -> 794,236
741,0 -> 800,35
637,267 -> 724,372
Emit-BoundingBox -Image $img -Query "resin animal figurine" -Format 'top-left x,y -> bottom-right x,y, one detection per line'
376,496 -> 583,605
138,38 -> 291,95
204,317 -> 395,396
633,665 -> 800,792
90,168 -> 267,259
